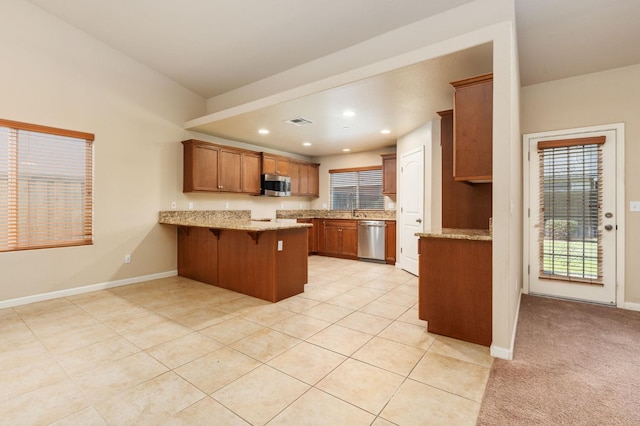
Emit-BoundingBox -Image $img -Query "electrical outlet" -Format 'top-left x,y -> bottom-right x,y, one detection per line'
170,201 -> 176,209
631,201 -> 640,212
124,254 -> 131,264
188,202 -> 194,210
277,240 -> 283,251
225,202 -> 229,210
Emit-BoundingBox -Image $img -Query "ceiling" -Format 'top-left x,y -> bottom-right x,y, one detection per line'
26,0 -> 640,157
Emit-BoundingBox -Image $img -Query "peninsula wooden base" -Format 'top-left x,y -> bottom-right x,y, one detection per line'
418,236 -> 492,346
177,226 -> 308,302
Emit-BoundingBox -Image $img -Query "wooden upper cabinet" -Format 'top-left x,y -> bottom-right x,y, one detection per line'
183,140 -> 261,194
241,152 -> 261,194
381,153 -> 397,195
183,140 -> 318,196
289,160 -> 320,197
262,153 -> 289,175
451,73 -> 493,182
183,140 -> 219,192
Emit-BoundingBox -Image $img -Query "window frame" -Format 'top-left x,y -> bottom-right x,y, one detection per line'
328,166 -> 385,211
0,118 -> 94,252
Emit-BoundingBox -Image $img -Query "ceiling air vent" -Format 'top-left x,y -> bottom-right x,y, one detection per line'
284,117 -> 314,126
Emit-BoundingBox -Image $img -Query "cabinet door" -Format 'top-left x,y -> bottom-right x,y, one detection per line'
262,155 -> 277,174
277,158 -> 290,176
289,162 -> 301,195
452,74 -> 493,182
219,149 -> 242,192
184,142 -> 219,192
385,221 -> 396,264
298,163 -> 309,195
308,164 -> 319,197
381,154 -> 396,195
242,152 -> 261,194
340,222 -> 358,257
315,219 -> 325,254
323,222 -> 342,255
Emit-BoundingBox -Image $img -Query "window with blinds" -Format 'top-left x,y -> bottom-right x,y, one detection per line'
538,136 -> 604,284
0,119 -> 94,252
329,166 -> 384,210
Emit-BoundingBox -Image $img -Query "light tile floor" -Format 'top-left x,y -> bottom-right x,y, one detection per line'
0,256 -> 493,425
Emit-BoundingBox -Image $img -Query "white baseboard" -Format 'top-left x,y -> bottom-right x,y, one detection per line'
0,270 -> 178,310
490,288 -> 523,360
623,301 -> 640,312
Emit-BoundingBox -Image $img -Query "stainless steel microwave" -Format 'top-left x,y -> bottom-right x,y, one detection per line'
261,174 -> 291,196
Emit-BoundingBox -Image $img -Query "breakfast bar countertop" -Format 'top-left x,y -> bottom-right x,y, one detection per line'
416,228 -> 492,241
159,210 -> 312,231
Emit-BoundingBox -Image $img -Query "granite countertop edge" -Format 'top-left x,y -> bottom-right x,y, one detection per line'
159,218 -> 312,231
416,228 -> 492,241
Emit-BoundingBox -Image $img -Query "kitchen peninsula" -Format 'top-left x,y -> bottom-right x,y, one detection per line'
160,210 -> 311,302
417,228 -> 492,346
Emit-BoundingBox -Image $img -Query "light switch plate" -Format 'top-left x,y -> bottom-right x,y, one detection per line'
631,201 -> 640,212
277,241 -> 283,251
188,202 -> 194,210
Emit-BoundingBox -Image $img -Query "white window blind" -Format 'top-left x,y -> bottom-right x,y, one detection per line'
329,167 -> 384,210
0,119 -> 94,252
538,136 -> 604,283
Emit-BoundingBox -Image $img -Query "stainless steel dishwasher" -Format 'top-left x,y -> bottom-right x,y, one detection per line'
357,220 -> 386,262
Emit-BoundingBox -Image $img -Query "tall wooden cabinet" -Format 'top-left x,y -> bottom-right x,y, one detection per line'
438,110 -> 492,229
451,73 -> 493,182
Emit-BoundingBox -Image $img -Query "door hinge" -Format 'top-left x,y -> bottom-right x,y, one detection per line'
528,208 -> 530,218
528,151 -> 530,161
401,207 -> 403,213
400,247 -> 403,254
528,265 -> 530,275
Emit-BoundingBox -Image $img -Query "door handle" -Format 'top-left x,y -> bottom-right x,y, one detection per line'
604,224 -> 613,231
416,218 -> 422,223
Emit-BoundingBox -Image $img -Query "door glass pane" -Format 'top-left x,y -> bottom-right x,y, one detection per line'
539,144 -> 602,282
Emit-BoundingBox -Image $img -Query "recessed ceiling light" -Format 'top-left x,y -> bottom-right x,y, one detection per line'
342,148 -> 351,152
303,142 -> 312,146
380,129 -> 391,134
258,129 -> 269,135
343,110 -> 356,118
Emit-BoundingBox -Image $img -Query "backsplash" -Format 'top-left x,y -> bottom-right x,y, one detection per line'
276,209 -> 396,220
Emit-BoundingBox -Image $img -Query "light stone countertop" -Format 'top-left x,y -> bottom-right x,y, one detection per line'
416,228 -> 492,241
159,210 -> 311,231
276,209 -> 396,221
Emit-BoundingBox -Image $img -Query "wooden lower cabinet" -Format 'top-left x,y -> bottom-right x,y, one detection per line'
177,226 -> 308,302
322,220 -> 358,259
385,221 -> 396,264
418,237 -> 492,346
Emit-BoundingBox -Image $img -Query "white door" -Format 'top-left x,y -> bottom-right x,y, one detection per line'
528,128 -> 617,304
400,147 -> 424,275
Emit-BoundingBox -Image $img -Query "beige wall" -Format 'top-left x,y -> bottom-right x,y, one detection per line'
521,64 -> 640,305
0,0 -> 206,302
